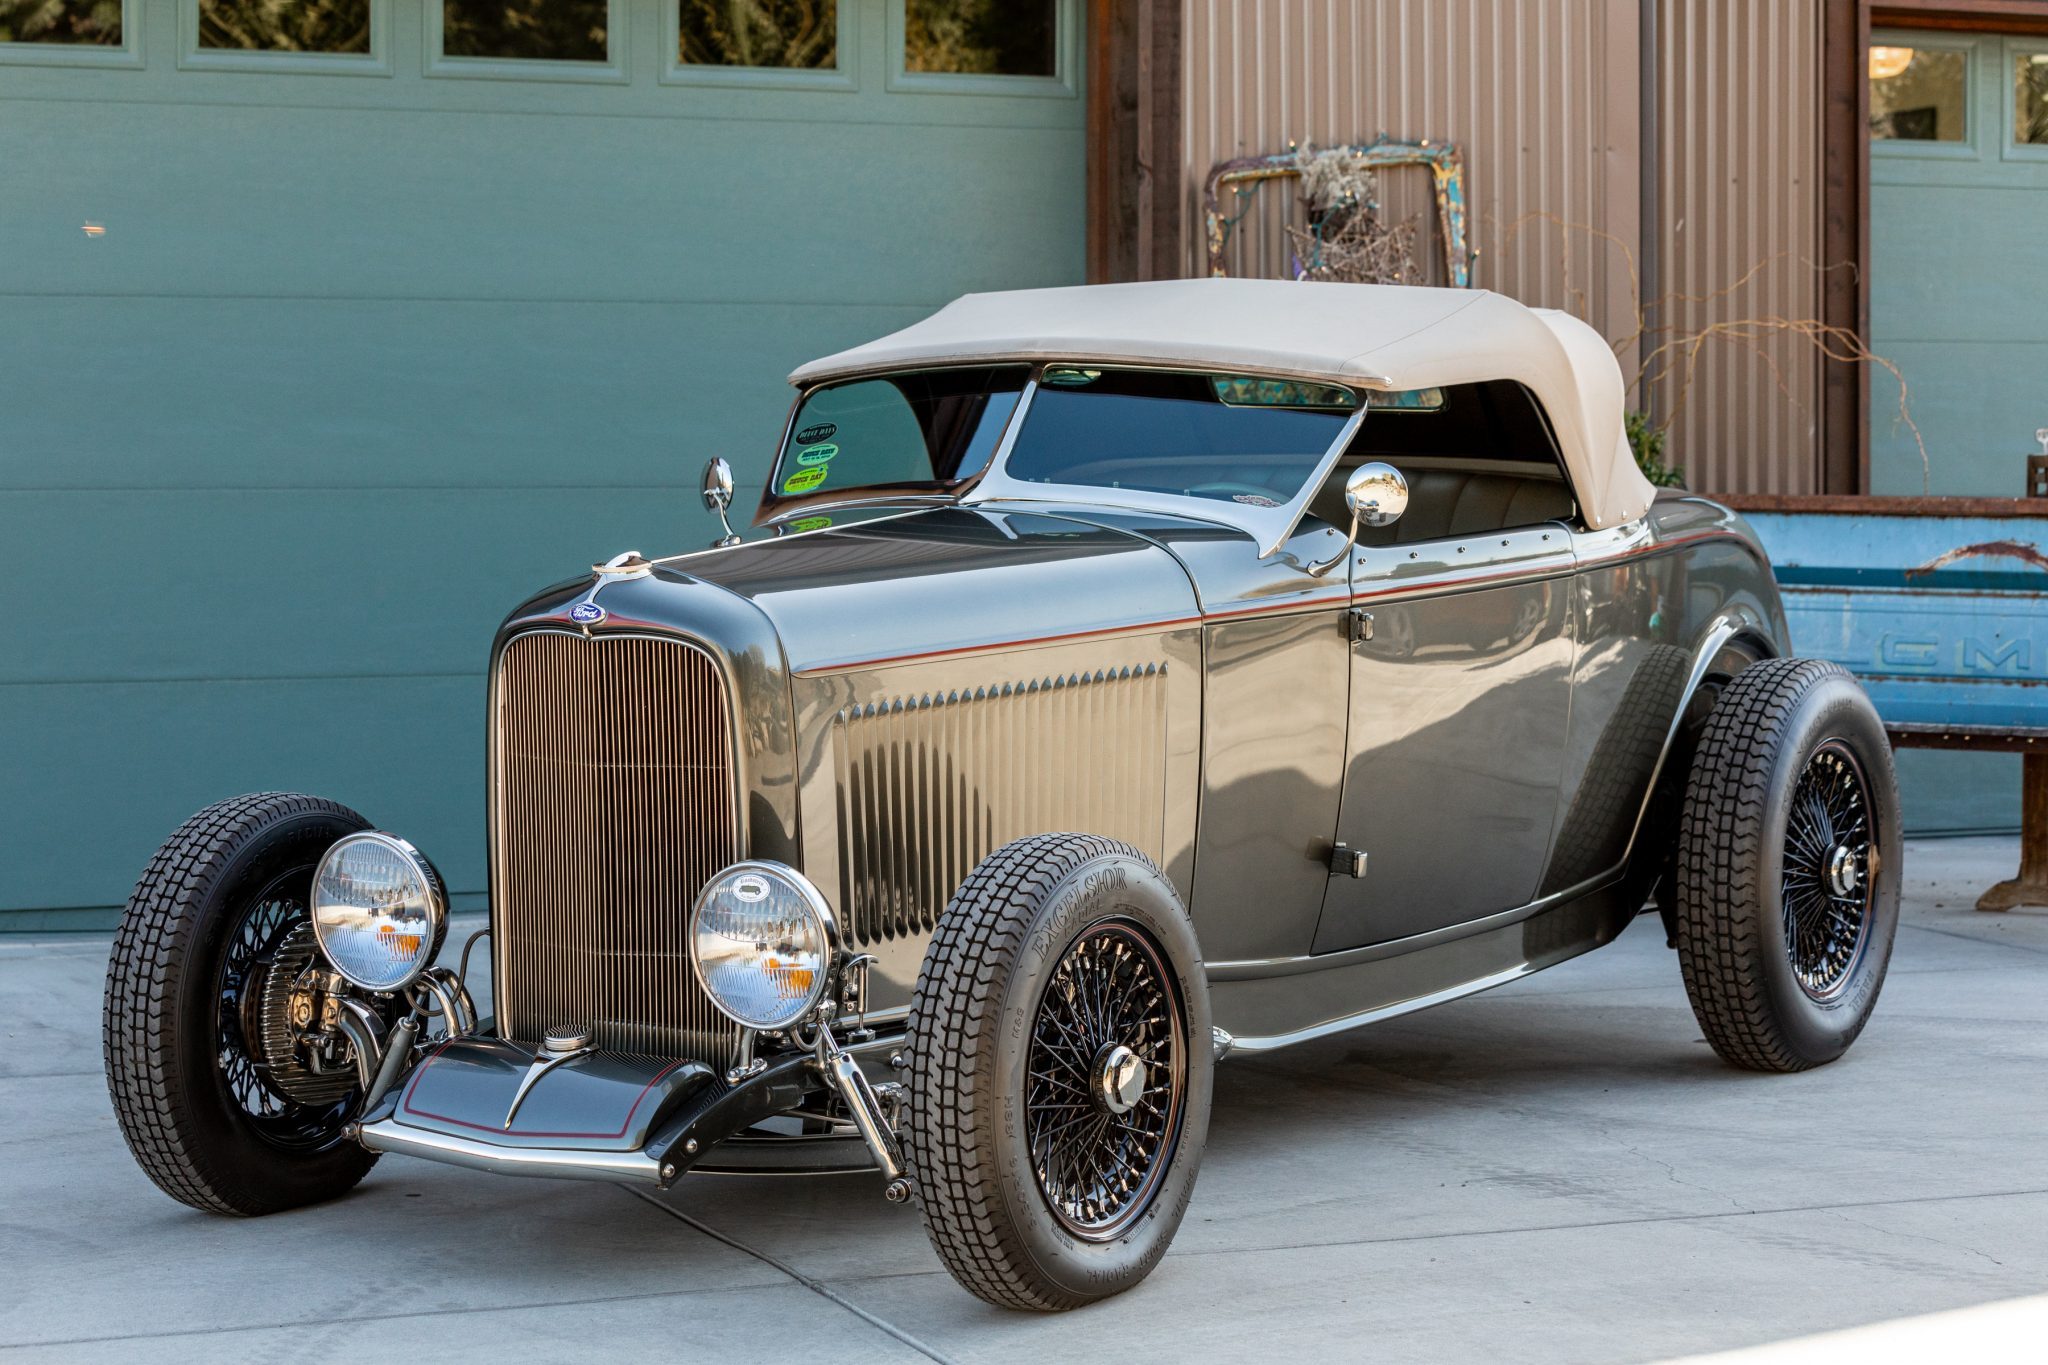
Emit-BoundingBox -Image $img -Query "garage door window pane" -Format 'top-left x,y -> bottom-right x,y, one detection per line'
2020,51 -> 2048,145
200,0 -> 369,53
905,0 -> 1053,77
1869,45 -> 1967,141
679,0 -> 835,69
0,0 -> 121,43
442,0 -> 607,62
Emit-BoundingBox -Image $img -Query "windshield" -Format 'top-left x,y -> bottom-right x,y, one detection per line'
1000,368 -> 1358,508
759,366 -> 1028,519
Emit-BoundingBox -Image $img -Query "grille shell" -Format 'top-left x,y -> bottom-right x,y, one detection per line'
492,629 -> 742,1060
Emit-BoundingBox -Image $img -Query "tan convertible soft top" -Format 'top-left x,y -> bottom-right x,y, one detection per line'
790,278 -> 1655,531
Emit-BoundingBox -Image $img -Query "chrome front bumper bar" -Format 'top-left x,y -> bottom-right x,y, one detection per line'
356,1116 -> 667,1185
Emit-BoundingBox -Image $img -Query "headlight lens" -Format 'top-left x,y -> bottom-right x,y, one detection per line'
689,862 -> 837,1031
310,832 -> 447,992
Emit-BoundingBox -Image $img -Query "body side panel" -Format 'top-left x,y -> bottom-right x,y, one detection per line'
1542,494 -> 1787,897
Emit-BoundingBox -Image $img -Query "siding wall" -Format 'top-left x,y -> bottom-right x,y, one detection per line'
1655,0 -> 1825,494
1176,0 -> 1827,496
0,0 -> 1086,922
1180,1 -> 1643,370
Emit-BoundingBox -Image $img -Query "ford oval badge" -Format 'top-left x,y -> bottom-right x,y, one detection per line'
567,601 -> 606,625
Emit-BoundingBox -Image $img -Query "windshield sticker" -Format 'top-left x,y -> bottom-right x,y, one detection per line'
795,422 -> 837,444
782,465 -> 829,495
795,442 -> 838,467
790,516 -> 833,532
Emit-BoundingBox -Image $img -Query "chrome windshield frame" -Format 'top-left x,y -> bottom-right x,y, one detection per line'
754,366 -> 1035,529
961,364 -> 1369,558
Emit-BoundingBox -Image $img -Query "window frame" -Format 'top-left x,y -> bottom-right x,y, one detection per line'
0,0 -> 141,68
425,0 -> 628,85
886,0 -> 1077,99
179,0 -> 390,76
960,362 -> 1371,559
663,0 -> 854,91
1869,29 -> 1982,161
2003,38 -> 2048,162
756,364 -> 1035,527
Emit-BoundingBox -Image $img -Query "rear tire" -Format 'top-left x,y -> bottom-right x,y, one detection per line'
104,792 -> 379,1214
903,834 -> 1212,1310
1673,660 -> 1902,1071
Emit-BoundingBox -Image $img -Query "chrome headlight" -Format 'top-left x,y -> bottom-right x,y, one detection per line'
310,832 -> 448,992
689,861 -> 838,1031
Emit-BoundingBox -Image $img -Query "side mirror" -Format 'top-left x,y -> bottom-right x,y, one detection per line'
1345,461 -> 1409,528
702,458 -> 741,548
1307,462 -> 1408,577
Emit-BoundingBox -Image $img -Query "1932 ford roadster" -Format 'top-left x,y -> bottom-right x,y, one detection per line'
105,279 -> 1901,1310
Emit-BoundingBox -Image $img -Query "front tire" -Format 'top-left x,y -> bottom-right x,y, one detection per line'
1674,660 -> 1902,1071
903,834 -> 1213,1310
104,792 -> 380,1214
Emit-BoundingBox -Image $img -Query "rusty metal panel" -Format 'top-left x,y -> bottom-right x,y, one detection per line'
1742,507 -> 2048,741
1179,0 -> 1642,350
1655,0 -> 1825,495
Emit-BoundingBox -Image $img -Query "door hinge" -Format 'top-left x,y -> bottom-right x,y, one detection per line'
1344,608 -> 1374,642
1329,843 -> 1368,878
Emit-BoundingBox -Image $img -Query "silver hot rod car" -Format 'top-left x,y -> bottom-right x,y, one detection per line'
105,279 -> 1901,1310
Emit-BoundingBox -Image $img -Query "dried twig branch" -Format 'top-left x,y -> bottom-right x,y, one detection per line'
1490,210 -> 1929,493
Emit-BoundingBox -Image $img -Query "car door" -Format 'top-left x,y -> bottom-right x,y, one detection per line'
1312,523 -> 1577,953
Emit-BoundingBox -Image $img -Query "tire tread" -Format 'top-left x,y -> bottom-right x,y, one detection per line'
1673,659 -> 1881,1072
902,832 -> 1139,1312
103,791 -> 375,1215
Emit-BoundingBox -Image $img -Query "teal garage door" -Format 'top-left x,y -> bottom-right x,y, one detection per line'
0,0 -> 1085,925
1867,30 -> 2048,833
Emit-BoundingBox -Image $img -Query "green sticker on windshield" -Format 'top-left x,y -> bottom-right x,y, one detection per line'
782,465 -> 829,494
795,442 -> 838,467
790,516 -> 833,532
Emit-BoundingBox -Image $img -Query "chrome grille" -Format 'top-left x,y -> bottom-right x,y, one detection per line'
832,664 -> 1170,947
493,631 -> 740,1060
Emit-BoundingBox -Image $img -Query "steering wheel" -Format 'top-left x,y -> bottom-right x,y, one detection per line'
1184,481 -> 1283,504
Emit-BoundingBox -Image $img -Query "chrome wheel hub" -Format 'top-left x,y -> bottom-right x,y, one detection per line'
1093,1044 -> 1147,1115
1826,843 -> 1861,898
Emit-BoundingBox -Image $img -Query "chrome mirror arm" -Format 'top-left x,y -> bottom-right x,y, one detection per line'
1305,510 -> 1360,577
1303,462 -> 1409,578
702,457 -> 741,549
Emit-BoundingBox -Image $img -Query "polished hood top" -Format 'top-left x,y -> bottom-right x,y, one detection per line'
666,507 -> 1200,675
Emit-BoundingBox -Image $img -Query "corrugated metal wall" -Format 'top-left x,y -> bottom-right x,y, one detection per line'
1177,0 -> 1826,495
1181,2 -> 1642,371
1656,0 -> 1824,494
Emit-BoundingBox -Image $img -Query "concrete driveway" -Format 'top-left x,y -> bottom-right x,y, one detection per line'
4,837 -> 2045,1363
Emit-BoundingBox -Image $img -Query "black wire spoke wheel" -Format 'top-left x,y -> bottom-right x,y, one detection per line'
1780,740 -> 1877,1002
1024,920 -> 1187,1241
213,872 -> 356,1150
1674,659 -> 1902,1073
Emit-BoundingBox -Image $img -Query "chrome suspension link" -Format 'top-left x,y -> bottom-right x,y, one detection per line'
812,1001 -> 912,1203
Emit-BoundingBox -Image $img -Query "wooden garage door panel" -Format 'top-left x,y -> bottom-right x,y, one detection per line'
2,676 -> 486,912
0,102 -> 1081,303
0,0 -> 1086,917
0,296 -> 926,490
